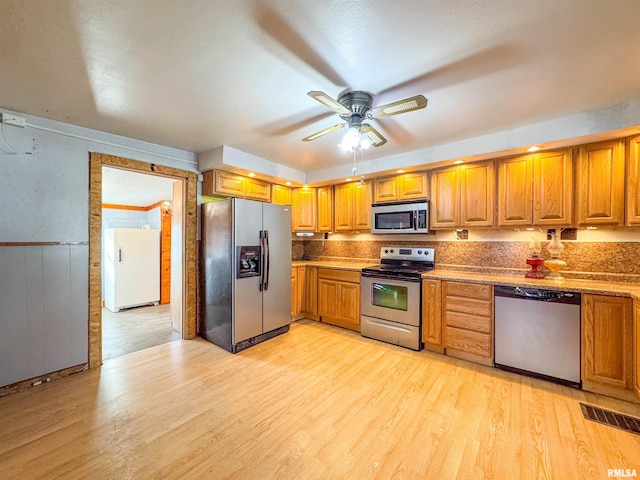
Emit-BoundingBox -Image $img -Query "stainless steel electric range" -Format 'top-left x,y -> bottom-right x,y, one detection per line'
360,247 -> 435,350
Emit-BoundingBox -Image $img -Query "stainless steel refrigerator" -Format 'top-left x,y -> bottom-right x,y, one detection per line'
200,198 -> 292,353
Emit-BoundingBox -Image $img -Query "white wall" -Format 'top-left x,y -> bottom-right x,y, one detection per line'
0,109 -> 196,387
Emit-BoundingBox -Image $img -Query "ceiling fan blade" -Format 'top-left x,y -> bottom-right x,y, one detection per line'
371,95 -> 428,118
361,124 -> 387,147
302,123 -> 346,142
308,91 -> 351,115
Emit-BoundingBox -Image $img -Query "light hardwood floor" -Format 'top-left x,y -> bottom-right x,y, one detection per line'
102,305 -> 180,360
1,319 -> 639,479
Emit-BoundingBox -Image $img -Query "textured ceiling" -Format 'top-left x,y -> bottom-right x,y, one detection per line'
1,0 -> 639,174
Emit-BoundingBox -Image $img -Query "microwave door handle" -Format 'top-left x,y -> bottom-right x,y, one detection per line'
413,210 -> 417,230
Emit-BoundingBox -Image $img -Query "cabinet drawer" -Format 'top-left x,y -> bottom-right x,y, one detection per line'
445,311 -> 492,334
445,296 -> 492,317
445,281 -> 492,300
445,326 -> 492,358
318,268 -> 360,283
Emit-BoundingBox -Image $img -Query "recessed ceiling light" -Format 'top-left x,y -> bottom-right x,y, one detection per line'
526,145 -> 542,152
453,160 -> 464,165
285,181 -> 292,186
247,172 -> 256,177
396,169 -> 405,174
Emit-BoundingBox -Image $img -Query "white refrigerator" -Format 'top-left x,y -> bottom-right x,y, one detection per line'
104,228 -> 160,312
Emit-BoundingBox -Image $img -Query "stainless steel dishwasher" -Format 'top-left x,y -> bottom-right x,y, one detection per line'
494,286 -> 581,388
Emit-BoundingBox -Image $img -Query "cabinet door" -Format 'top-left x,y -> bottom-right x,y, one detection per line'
533,149 -> 573,225
422,279 -> 442,347
575,139 -> 625,226
317,186 -> 334,232
291,188 -> 317,231
430,166 -> 460,228
296,266 -> 305,316
635,301 -> 640,399
334,183 -> 354,231
245,177 -> 271,202
318,279 -> 338,318
215,171 -> 246,197
460,161 -> 494,227
291,268 -> 298,318
338,281 -> 360,326
201,170 -> 215,196
373,177 -> 398,203
272,184 -> 292,205
302,266 -> 318,316
352,181 -> 372,230
626,135 -> 640,226
582,294 -> 634,400
498,155 -> 532,226
398,172 -> 428,200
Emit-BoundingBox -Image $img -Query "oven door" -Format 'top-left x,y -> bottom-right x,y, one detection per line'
360,276 -> 421,326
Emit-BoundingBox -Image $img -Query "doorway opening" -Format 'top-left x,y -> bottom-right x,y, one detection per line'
88,152 -> 198,368
101,167 -> 180,359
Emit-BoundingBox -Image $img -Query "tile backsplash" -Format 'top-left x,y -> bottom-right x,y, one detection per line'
293,235 -> 640,283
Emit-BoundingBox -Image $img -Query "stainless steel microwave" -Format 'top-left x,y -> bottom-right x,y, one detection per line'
371,200 -> 429,234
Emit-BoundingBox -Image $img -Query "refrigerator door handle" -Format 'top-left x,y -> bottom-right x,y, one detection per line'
118,247 -> 122,262
264,230 -> 270,291
259,230 -> 266,291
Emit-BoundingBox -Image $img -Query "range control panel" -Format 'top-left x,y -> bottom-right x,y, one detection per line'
379,247 -> 434,262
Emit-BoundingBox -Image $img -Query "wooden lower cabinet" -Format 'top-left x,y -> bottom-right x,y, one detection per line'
582,294 -> 636,402
318,268 -> 360,331
421,279 -> 443,353
291,267 -> 299,319
443,281 -> 494,366
301,266 -> 318,319
291,266 -> 319,320
635,301 -> 640,399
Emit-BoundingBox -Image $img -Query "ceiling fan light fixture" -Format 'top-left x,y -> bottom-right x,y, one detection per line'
339,126 -> 361,152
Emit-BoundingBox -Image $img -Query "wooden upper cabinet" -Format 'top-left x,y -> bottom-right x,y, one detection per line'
245,177 -> 271,202
533,150 -> 573,225
291,187 -> 317,231
353,181 -> 372,230
201,170 -> 270,202
431,161 -> 493,229
317,186 -> 334,232
626,135 -> 640,226
460,161 -> 494,227
373,176 -> 398,203
271,184 -> 292,205
214,170 -> 245,197
373,172 -> 427,203
498,155 -> 532,226
399,172 -> 428,200
430,166 -> 460,228
335,181 -> 372,231
575,139 -> 625,226
498,149 -> 573,227
582,294 -> 634,402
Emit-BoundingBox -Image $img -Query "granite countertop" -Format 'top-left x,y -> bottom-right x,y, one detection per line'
291,260 -> 378,271
291,260 -> 640,299
422,269 -> 640,299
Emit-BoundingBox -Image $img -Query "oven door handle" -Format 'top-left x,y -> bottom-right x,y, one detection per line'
361,271 -> 421,282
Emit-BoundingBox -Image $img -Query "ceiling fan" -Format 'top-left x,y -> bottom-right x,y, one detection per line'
302,90 -> 428,151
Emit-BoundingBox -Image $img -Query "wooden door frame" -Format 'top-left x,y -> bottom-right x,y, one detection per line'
89,152 -> 198,368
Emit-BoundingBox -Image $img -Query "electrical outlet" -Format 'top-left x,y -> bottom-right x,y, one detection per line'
560,228 -> 577,240
456,229 -> 468,240
0,113 -> 25,127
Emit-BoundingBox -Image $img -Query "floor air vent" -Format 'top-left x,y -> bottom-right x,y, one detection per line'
580,403 -> 640,435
